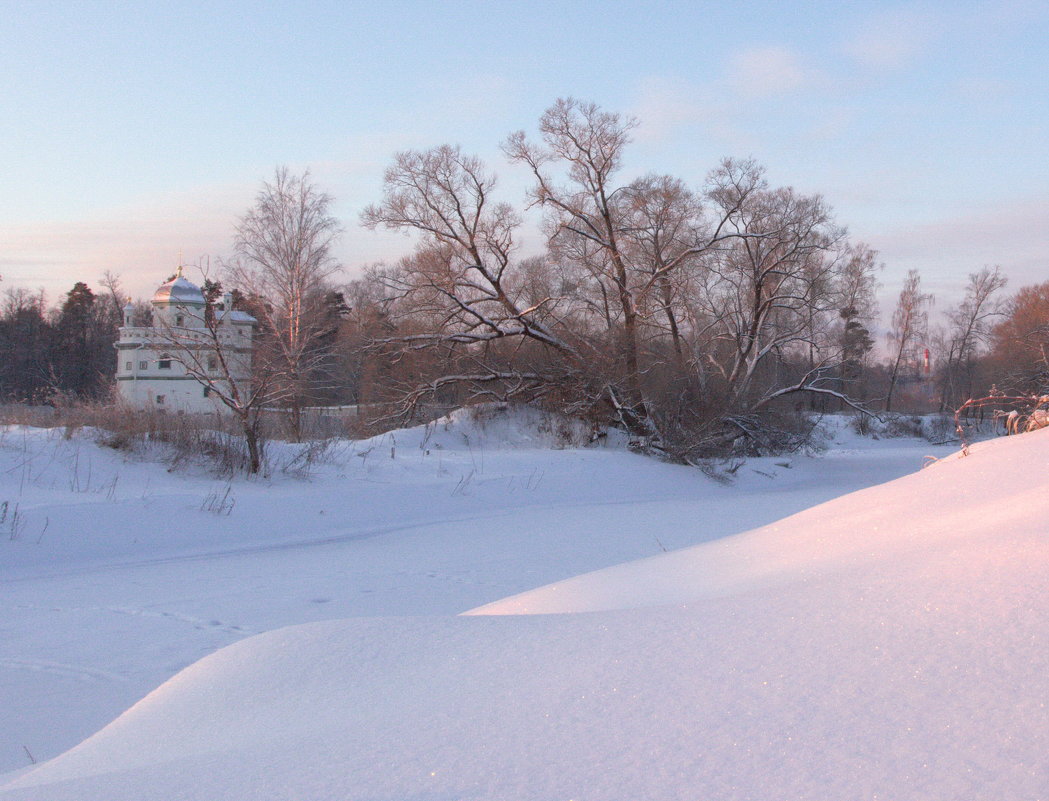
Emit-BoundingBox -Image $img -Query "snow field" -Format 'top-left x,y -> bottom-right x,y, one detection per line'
6,408 -> 1035,799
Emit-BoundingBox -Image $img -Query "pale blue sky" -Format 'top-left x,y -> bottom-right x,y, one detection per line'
2,0 -> 1047,317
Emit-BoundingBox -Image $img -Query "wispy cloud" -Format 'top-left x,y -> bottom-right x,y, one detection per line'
2,220 -> 229,302
807,106 -> 857,142
630,77 -> 712,142
0,179 -> 255,300
863,195 -> 1049,306
727,46 -> 812,98
627,74 -> 767,160
842,8 -> 936,72
0,169 -> 419,301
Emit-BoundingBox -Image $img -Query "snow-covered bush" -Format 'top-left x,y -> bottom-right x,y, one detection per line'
850,412 -> 955,442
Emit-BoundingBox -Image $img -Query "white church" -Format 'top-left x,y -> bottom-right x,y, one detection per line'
115,269 -> 256,413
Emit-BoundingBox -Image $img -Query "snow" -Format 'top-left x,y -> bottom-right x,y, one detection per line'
3,408 -> 1045,799
469,430 -> 1043,614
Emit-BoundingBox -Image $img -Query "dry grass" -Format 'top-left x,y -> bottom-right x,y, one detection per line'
0,399 -> 425,478
0,401 -> 259,477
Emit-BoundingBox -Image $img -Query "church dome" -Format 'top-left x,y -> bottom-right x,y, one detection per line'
153,274 -> 206,306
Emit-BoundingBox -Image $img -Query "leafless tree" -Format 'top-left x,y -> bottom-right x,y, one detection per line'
0,287 -> 51,402
836,244 -> 881,321
153,295 -> 271,474
361,145 -> 580,417
937,266 -> 1007,408
504,100 -> 766,445
885,269 -> 933,412
617,174 -> 703,377
831,243 -> 880,403
227,167 -> 343,439
360,99 -> 886,458
99,271 -> 129,320
699,179 -> 847,410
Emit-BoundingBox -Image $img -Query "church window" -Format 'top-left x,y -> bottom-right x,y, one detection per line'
139,361 -> 148,370
159,355 -> 172,369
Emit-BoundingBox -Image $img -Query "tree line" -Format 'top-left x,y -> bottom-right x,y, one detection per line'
2,99 -> 1046,457
0,277 -> 124,403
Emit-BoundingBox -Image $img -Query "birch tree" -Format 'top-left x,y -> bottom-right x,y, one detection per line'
228,167 -> 342,438
885,269 -> 933,412
149,276 -> 270,474
938,266 -> 1006,408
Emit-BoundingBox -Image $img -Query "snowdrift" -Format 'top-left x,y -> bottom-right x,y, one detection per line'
3,428 -> 1049,799
469,427 -> 1049,614
5,409 -> 936,772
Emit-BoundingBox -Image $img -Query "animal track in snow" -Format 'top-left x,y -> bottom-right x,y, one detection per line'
0,658 -> 125,683
104,606 -> 250,634
9,603 -> 250,636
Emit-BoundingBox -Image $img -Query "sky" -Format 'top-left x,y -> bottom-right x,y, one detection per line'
1,0 -> 1047,322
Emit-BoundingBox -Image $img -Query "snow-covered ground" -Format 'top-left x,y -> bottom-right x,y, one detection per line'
5,408 -> 1043,799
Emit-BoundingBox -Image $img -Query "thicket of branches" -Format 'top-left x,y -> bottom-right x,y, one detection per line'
357,99 -> 882,458
3,99 -> 1046,459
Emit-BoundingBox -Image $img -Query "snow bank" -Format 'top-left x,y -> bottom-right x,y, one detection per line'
470,429 -> 1049,614
3,426 -> 1047,799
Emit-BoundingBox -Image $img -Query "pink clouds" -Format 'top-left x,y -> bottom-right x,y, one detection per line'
861,195 -> 1049,306
1,210 -> 234,301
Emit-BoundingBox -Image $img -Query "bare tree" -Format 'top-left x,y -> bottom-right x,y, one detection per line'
938,266 -> 1006,409
833,243 -> 881,403
360,99 -> 888,458
0,287 -> 51,402
361,145 -> 580,416
617,174 -> 702,378
227,167 -> 343,439
504,100 -> 764,445
885,269 -> 933,412
152,288 -> 270,474
99,270 -> 129,322
700,179 -> 846,411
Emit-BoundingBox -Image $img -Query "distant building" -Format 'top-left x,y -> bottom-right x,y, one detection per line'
115,268 -> 256,412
